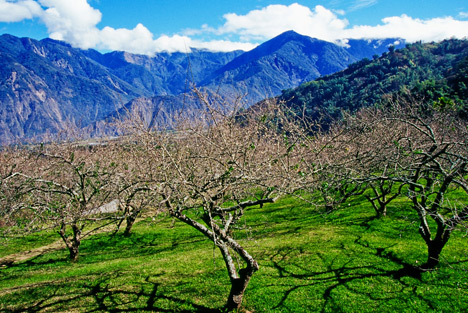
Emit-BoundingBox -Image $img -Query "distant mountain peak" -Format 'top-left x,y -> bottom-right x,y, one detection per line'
271,30 -> 308,41
211,30 -> 356,82
271,30 -> 318,43
248,30 -> 322,53
214,31 -> 326,74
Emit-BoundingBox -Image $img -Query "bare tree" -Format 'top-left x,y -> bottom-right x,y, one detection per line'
128,92 -> 300,311
296,114 -> 368,211
6,140 -> 125,262
390,104 -> 468,269
110,105 -> 172,237
364,175 -> 403,218
0,147 -> 36,232
339,101 -> 468,269
113,141 -> 159,237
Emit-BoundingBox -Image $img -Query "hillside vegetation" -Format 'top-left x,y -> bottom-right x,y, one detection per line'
280,39 -> 468,122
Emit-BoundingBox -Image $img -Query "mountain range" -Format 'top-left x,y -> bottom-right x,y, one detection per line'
0,31 -> 404,144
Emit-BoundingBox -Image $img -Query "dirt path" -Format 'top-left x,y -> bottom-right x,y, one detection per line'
0,239 -> 65,267
0,222 -> 126,267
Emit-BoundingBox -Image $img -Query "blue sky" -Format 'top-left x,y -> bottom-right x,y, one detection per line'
0,0 -> 467,55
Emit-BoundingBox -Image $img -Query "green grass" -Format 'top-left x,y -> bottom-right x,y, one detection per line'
0,229 -> 58,258
1,195 -> 467,312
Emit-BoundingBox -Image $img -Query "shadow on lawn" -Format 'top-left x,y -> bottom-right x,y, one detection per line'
2,274 -> 221,313
267,241 -> 432,313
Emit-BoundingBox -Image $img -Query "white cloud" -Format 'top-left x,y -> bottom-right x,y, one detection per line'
216,4 -> 348,42
344,15 -> 468,42
0,0 -> 42,22
459,12 -> 468,19
100,24 -> 158,54
8,0 -> 256,54
211,3 -> 468,44
190,39 -> 257,52
39,0 -> 102,49
1,1 -> 468,55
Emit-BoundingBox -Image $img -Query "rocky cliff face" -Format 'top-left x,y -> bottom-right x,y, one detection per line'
0,35 -> 143,143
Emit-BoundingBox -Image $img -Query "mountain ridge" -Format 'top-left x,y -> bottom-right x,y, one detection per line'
0,31 -> 405,144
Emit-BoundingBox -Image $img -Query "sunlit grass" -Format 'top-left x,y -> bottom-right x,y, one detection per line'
1,195 -> 467,312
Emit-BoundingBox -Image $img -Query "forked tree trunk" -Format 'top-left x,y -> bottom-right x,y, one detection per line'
217,241 -> 259,311
424,241 -> 445,269
225,266 -> 257,311
379,194 -> 388,217
379,205 -> 387,217
366,180 -> 402,218
169,208 -> 259,311
68,242 -> 80,262
421,227 -> 452,269
417,213 -> 452,270
58,222 -> 82,262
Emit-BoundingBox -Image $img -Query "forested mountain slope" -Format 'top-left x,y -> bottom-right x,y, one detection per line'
279,39 -> 468,121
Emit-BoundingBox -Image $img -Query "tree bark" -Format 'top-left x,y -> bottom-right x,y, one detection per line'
58,222 -> 81,262
216,240 -> 258,311
169,207 -> 259,311
68,243 -> 80,262
379,204 -> 387,217
423,241 -> 445,269
225,266 -> 256,311
422,222 -> 452,269
123,214 -> 137,237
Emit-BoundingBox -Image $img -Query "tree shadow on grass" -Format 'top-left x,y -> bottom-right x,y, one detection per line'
265,242 -> 433,313
1,274 -> 221,313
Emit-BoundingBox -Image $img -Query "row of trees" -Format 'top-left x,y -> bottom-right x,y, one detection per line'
1,93 -> 467,310
317,99 -> 468,268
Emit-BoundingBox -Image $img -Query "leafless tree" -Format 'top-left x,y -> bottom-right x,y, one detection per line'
294,114 -> 367,211
0,147 -> 36,232
338,101 -> 468,269
364,175 -> 404,218
3,140 -> 126,262
125,91 -> 302,311
110,105 -> 172,236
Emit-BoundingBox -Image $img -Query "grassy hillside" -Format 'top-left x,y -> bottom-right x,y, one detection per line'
1,195 -> 467,312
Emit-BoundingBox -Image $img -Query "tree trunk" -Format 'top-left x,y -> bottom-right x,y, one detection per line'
378,203 -> 387,217
123,214 -> 137,237
217,241 -> 258,311
379,193 -> 387,217
58,222 -> 81,262
423,241 -> 444,269
417,210 -> 452,270
68,244 -> 80,262
69,223 -> 81,262
169,207 -> 259,312
422,225 -> 452,270
226,267 -> 255,311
